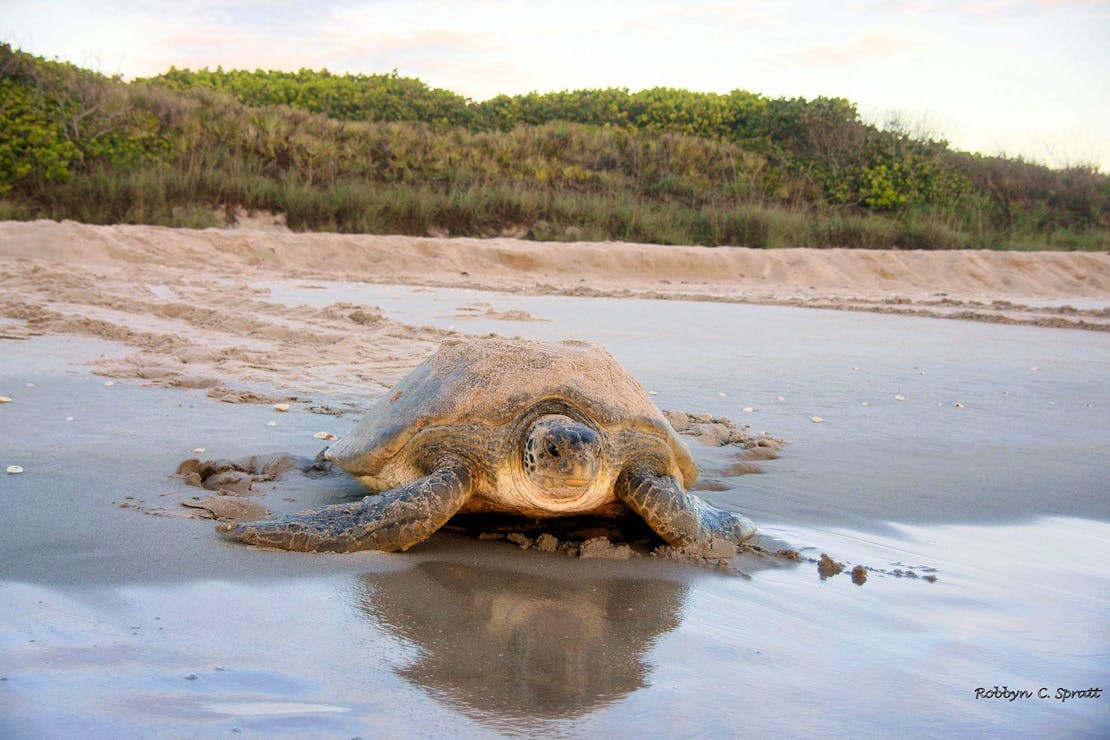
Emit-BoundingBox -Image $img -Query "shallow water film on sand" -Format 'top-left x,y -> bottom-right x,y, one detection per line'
2,249 -> 1109,736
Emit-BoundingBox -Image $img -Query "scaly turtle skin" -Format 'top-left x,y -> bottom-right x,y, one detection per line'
218,337 -> 756,553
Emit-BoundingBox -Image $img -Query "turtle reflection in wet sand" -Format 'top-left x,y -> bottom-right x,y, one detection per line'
218,337 -> 756,554
357,560 -> 686,719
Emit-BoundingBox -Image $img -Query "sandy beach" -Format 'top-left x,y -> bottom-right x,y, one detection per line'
1,220 -> 1108,736
1,219 -> 1108,401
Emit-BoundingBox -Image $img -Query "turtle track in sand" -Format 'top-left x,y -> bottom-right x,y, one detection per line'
0,259 -> 454,401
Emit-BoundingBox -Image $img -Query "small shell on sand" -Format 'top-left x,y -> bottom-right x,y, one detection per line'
313,431 -> 338,441
894,394 -> 906,401
776,396 -> 785,401
192,447 -> 206,453
25,383 -> 34,388
811,416 -> 824,423
7,465 -> 23,474
718,392 -> 727,397
954,402 -> 965,408
266,421 -> 278,427
743,407 -> 755,413
273,403 -> 290,412
648,390 -> 658,395
861,401 -> 870,407
65,416 -> 76,422
0,396 -> 12,403
103,381 -> 115,387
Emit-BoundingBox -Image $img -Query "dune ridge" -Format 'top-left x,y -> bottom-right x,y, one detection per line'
3,220 -> 1108,302
2,221 -> 1109,355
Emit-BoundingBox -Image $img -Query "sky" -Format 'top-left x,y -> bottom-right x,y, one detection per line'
4,0 -> 1109,171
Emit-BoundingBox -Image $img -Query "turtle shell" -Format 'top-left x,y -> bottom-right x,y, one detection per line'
325,337 -> 696,485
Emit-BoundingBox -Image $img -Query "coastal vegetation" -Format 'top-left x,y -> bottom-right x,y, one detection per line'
2,44 -> 1106,249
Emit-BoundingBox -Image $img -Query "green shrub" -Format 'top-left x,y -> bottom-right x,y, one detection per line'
2,43 -> 1106,251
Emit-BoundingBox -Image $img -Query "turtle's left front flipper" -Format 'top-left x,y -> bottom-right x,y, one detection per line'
615,465 -> 756,553
217,458 -> 473,552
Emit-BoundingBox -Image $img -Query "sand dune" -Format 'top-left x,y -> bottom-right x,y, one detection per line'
2,220 -> 1108,309
1,220 -> 1108,397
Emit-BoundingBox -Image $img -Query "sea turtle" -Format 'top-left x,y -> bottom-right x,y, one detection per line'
217,337 -> 756,553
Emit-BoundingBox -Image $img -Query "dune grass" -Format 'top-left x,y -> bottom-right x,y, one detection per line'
2,44 -> 1106,250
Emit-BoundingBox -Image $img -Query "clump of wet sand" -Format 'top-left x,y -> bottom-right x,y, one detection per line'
502,532 -> 636,560
500,530 -> 750,571
663,409 -> 786,450
720,461 -> 766,476
472,520 -> 806,575
808,552 -> 938,586
124,453 -> 310,522
818,553 -> 845,579
181,495 -> 270,521
175,453 -> 299,493
663,410 -> 786,485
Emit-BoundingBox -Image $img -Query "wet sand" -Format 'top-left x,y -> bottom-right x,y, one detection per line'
1,221 -> 1108,736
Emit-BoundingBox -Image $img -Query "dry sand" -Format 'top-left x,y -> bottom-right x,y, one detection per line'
2,219 -> 1108,403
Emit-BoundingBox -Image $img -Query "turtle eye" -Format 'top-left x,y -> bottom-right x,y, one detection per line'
545,440 -> 560,457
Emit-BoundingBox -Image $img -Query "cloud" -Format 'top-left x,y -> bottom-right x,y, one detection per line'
955,0 -> 1105,16
122,2 -> 491,79
802,33 -> 904,65
317,29 -> 490,61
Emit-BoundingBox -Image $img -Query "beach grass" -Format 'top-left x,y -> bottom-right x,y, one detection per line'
2,44 -> 1106,250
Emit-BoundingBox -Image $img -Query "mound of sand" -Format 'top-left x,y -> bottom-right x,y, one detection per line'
2,220 -> 1108,306
1,219 -> 1108,402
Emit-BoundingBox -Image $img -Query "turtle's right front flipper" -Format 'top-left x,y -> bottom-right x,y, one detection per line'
217,459 -> 473,552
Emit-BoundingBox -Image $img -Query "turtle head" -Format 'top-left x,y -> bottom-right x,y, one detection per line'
522,415 -> 601,499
